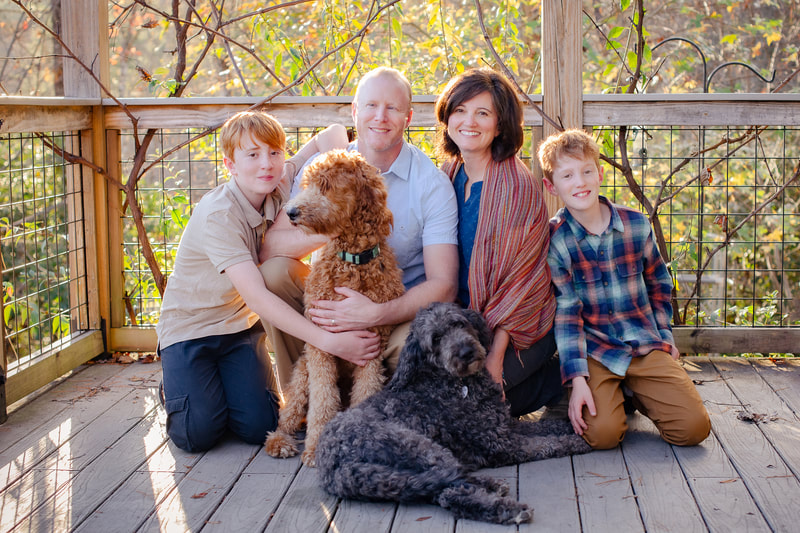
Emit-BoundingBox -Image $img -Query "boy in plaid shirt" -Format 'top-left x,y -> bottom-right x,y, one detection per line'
539,129 -> 710,449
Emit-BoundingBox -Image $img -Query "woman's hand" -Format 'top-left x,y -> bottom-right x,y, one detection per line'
485,327 -> 509,400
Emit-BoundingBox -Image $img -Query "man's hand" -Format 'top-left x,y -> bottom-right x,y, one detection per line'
568,376 -> 596,436
308,286 -> 383,331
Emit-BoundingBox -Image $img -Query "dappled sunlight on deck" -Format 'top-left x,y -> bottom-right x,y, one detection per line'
1,356 -> 799,532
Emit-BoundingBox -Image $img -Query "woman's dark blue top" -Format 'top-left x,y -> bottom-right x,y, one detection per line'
454,165 -> 483,307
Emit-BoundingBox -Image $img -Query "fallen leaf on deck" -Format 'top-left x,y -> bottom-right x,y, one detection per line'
736,411 -> 778,423
114,353 -> 136,364
191,492 -> 208,499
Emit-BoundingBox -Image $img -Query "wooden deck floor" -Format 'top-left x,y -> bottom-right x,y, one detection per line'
2,356 -> 799,532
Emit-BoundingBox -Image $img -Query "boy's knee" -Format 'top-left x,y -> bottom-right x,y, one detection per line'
582,408 -> 627,450
164,394 -> 227,453
260,257 -> 302,288
661,409 -> 711,446
582,424 -> 626,450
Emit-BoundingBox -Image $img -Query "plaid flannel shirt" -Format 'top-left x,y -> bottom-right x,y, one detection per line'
547,197 -> 675,384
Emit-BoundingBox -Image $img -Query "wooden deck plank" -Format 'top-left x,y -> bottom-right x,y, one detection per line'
12,404 -> 165,532
519,457 -> 581,533
203,472 -> 300,532
665,359 -> 768,530
712,358 -> 800,478
264,465 -> 337,532
2,357 -> 800,533
573,448 -> 644,533
694,358 -> 800,531
0,464 -> 70,532
519,456 -> 581,532
73,441 -> 200,533
669,422 -> 769,531
752,358 -> 800,415
622,414 -> 706,532
331,499 -> 397,533
0,362 -> 160,492
688,477 -> 771,532
390,502 -> 454,532
202,447 -> 302,532
241,448 -> 301,475
0,363 -> 122,454
672,358 -> 740,478
138,439 -> 259,532
0,367 -> 162,532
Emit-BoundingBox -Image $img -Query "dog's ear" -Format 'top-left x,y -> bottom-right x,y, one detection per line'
463,308 -> 493,351
315,170 -> 334,194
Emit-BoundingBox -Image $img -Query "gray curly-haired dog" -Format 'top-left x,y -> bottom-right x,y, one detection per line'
315,302 -> 591,525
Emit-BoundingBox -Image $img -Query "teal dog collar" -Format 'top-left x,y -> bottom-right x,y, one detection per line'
337,244 -> 381,265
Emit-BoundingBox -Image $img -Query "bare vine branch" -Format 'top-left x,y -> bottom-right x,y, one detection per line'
10,0 -> 140,133
472,0 -> 562,132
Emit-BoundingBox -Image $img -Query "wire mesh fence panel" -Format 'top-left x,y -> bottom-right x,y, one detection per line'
0,131 -> 90,373
112,123 -> 799,344
596,125 -> 800,330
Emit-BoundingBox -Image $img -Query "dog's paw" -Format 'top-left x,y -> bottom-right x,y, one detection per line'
509,504 -> 533,525
301,447 -> 317,467
264,431 -> 299,458
495,499 -> 534,525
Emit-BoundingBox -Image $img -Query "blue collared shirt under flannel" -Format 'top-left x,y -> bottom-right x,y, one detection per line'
547,197 -> 675,384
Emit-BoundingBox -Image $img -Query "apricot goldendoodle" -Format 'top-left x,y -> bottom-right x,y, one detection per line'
264,149 -> 404,466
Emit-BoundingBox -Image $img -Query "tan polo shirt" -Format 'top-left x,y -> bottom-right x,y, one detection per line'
156,178 -> 289,349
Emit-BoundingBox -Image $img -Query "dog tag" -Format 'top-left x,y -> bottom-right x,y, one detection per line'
461,385 -> 468,398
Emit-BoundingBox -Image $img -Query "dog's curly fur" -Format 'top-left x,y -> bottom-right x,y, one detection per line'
316,302 -> 592,525
264,150 -> 405,466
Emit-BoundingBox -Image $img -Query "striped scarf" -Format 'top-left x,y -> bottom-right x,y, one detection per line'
443,156 -> 556,351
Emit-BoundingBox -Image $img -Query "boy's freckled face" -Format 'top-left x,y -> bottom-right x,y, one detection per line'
544,155 -> 603,215
224,133 -> 285,208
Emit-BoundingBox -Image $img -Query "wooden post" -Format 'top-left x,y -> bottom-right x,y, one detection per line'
0,267 -> 6,423
540,0 -> 583,216
61,0 -> 110,347
107,130 -> 125,329
60,0 -> 107,98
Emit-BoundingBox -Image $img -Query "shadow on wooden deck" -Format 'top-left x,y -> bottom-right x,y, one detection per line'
1,357 -> 799,532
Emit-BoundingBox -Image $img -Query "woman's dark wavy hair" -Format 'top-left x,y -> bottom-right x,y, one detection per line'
434,68 -> 524,163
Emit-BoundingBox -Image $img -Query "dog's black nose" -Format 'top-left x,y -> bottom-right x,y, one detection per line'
285,205 -> 299,221
458,344 -> 475,362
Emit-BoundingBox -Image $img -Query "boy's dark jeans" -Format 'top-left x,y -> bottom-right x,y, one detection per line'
159,322 -> 280,452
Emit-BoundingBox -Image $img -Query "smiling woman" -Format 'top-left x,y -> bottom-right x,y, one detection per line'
434,68 -> 562,419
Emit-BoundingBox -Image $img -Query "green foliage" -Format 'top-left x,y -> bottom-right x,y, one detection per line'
0,134 -> 77,363
2,0 -> 799,353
